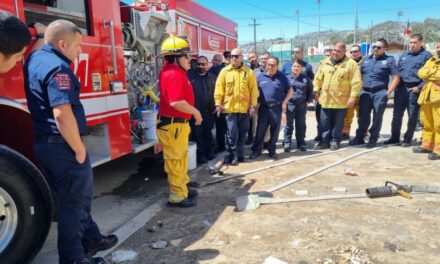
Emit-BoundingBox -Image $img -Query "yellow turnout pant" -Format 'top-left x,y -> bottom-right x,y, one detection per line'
343,104 -> 359,135
156,122 -> 191,202
420,103 -> 440,155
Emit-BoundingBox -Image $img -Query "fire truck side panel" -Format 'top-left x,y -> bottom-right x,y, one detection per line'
173,0 -> 236,36
165,0 -> 238,62
77,0 -> 132,160
0,0 -> 23,17
0,0 -> 132,164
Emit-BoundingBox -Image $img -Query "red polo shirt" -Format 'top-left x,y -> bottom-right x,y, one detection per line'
158,63 -> 194,119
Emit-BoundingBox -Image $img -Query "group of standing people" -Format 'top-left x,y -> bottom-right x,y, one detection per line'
2,10 -> 439,263
186,34 -> 440,171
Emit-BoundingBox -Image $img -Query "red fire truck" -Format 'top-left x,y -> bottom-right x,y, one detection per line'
0,1 -> 237,263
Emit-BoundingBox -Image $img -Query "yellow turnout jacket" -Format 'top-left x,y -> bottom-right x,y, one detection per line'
313,56 -> 362,108
214,64 -> 259,113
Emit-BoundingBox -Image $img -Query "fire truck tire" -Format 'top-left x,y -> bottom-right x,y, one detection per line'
0,145 -> 53,264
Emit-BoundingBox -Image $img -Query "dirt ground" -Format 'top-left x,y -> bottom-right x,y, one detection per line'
105,107 -> 440,264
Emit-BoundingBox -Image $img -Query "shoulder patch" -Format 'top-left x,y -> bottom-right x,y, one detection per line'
54,73 -> 71,90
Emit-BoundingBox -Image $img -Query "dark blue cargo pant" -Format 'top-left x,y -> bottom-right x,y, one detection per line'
225,113 -> 249,158
355,89 -> 388,142
321,108 -> 347,144
390,87 -> 420,142
34,141 -> 102,263
284,101 -> 307,147
252,104 -> 282,154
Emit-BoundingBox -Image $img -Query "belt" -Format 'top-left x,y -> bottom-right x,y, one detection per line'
363,87 -> 386,93
264,102 -> 281,107
35,135 -> 67,144
402,82 -> 421,88
157,115 -> 189,128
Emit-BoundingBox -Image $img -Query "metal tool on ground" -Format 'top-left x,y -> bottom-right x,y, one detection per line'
366,181 -> 440,199
235,145 -> 395,211
236,182 -> 440,211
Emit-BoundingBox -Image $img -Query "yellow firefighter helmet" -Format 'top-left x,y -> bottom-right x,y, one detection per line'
159,35 -> 191,57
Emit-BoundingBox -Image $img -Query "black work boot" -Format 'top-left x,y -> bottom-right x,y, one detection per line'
167,197 -> 197,208
85,235 -> 118,256
428,153 -> 440,160
188,189 -> 198,198
349,137 -> 365,146
75,257 -> 106,264
412,146 -> 431,153
384,138 -> 400,145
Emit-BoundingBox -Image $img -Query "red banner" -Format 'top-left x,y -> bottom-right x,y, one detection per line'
182,22 -> 198,53
227,38 -> 237,51
201,28 -> 226,52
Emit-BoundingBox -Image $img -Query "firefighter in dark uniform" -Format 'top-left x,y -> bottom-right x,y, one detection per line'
385,34 -> 432,146
208,51 -> 230,153
283,59 -> 313,152
24,20 -> 117,264
155,35 -> 202,208
249,57 -> 293,159
349,38 -> 400,148
188,55 -> 216,164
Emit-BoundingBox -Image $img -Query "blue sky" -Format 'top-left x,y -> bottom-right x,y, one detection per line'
194,0 -> 440,44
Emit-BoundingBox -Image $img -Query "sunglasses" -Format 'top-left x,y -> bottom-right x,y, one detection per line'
350,50 -> 359,54
230,55 -> 241,59
177,54 -> 190,59
292,51 -> 301,54
196,63 -> 206,66
372,46 -> 383,50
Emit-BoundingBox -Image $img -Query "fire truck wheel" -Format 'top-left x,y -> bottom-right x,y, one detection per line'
0,145 -> 53,264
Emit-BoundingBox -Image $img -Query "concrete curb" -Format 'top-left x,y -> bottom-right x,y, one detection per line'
96,199 -> 166,258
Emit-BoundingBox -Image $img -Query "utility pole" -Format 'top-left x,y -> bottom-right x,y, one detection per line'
295,10 -> 299,37
249,18 -> 261,53
354,0 -> 359,44
317,0 -> 321,46
396,11 -> 403,42
369,20 -> 373,55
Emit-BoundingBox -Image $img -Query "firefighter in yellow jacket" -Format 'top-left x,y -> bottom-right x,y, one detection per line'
342,44 -> 364,139
313,42 -> 362,150
214,48 -> 259,165
155,36 -> 202,207
413,43 -> 440,160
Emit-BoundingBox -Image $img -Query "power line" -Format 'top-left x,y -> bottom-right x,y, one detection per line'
230,3 -> 440,21
236,0 -> 333,30
248,18 -> 261,52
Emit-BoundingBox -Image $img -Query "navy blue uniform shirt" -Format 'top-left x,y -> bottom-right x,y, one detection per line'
397,48 -> 432,89
361,54 -> 399,92
253,66 -> 265,78
208,63 -> 226,76
257,70 -> 291,104
281,59 -> 314,80
25,44 -> 87,136
287,72 -> 313,103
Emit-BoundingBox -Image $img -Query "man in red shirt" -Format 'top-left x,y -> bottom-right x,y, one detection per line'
155,36 -> 202,208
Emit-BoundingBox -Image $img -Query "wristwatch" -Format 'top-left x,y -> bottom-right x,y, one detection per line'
36,32 -> 45,39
